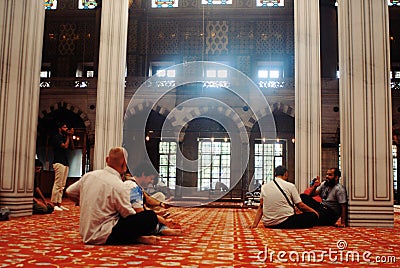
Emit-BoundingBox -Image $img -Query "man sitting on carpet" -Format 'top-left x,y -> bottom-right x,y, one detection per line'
66,147 -> 159,245
33,159 -> 54,214
124,162 -> 181,236
249,166 -> 319,229
146,176 -> 174,202
300,168 -> 347,227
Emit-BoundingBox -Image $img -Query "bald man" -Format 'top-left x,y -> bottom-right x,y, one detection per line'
66,147 -> 159,245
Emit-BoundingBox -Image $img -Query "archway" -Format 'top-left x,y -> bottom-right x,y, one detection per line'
37,102 -> 90,178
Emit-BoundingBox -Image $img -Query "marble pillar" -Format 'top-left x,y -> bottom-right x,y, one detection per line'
294,0 -> 322,192
94,0 -> 129,169
338,0 -> 394,227
0,0 -> 45,216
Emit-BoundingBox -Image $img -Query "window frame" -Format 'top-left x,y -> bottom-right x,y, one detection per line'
198,139 -> 231,191
159,141 -> 178,189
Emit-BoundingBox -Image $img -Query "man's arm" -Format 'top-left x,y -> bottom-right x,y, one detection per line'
296,202 -> 319,217
249,198 -> 263,228
143,191 -> 169,208
35,187 -> 48,204
337,203 -> 347,227
308,181 -> 321,197
58,134 -> 70,149
68,128 -> 75,149
58,128 -> 74,149
65,180 -> 80,203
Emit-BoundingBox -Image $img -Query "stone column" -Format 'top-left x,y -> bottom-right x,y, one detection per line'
338,0 -> 394,227
94,0 -> 129,169
0,0 -> 45,216
294,0 -> 322,191
320,0 -> 338,78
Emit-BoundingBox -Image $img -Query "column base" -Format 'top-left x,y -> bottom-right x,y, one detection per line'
348,204 -> 394,227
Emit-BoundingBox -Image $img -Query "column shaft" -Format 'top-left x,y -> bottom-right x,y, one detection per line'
294,0 -> 322,191
94,0 -> 129,169
0,0 -> 45,216
338,0 -> 393,227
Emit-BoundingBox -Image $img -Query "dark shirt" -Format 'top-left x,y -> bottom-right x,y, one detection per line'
318,182 -> 347,216
52,133 -> 69,166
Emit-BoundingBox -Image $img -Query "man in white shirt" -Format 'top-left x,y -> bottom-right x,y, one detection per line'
66,147 -> 159,245
124,162 -> 181,235
249,166 -> 319,229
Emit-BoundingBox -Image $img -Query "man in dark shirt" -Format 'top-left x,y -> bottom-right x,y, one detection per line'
300,168 -> 348,227
51,122 -> 74,211
33,159 -> 54,214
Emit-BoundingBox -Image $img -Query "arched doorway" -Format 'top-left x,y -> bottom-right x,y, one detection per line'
36,105 -> 89,181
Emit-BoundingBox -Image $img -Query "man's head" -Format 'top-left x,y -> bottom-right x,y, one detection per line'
325,167 -> 341,187
274,165 -> 288,180
57,122 -> 68,135
106,147 -> 128,176
35,159 -> 43,173
131,162 -> 158,188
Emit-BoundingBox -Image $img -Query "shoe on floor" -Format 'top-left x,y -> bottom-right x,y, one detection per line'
54,206 -> 63,211
59,205 -> 69,211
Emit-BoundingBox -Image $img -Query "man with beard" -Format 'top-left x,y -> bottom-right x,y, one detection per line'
51,122 -> 74,211
300,168 -> 347,227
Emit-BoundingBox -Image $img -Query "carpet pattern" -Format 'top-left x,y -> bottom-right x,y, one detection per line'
0,201 -> 399,267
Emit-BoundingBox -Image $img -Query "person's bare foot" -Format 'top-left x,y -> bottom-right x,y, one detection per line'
136,235 -> 159,245
160,228 -> 182,236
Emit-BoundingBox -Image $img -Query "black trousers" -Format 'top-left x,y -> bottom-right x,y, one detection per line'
106,210 -> 158,245
269,212 -> 318,229
300,194 -> 339,226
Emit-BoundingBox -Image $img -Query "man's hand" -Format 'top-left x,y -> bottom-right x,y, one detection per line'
67,128 -> 74,135
248,223 -> 257,229
160,202 -> 172,209
313,176 -> 321,187
335,222 -> 346,228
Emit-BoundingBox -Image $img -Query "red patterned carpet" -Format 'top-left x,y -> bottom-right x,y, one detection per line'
0,200 -> 399,267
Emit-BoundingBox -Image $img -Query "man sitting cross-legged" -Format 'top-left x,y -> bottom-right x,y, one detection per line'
249,166 -> 319,229
124,162 -> 182,236
66,147 -> 160,245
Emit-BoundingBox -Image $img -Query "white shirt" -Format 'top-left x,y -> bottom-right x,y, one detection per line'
261,178 -> 301,226
123,179 -> 144,209
66,166 -> 135,244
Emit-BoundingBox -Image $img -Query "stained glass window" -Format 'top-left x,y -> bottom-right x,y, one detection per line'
256,0 -> 284,7
389,0 -> 400,6
152,0 -> 179,8
44,0 -> 57,10
78,0 -> 98,10
202,0 -> 233,5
